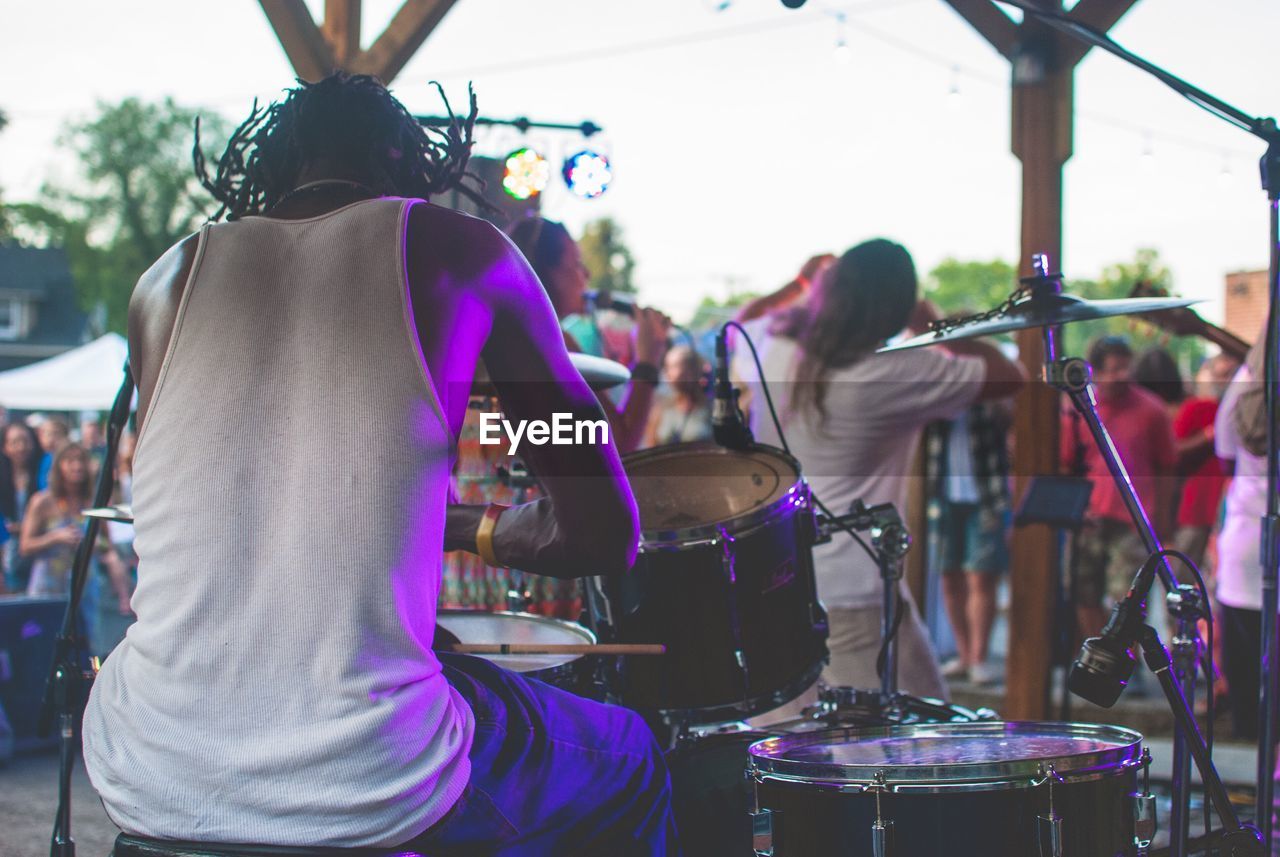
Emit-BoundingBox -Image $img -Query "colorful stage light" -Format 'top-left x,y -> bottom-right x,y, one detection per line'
562,150 -> 613,199
502,147 -> 551,200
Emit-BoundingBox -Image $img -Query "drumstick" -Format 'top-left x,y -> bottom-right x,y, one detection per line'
444,643 -> 666,656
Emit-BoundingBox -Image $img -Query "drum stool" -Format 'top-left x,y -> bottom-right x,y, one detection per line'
113,834 -> 429,857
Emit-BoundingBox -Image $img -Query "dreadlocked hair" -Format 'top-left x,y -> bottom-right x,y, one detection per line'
194,72 -> 483,221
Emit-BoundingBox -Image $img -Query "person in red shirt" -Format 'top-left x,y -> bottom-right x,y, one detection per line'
1170,354 -> 1239,565
1061,336 -> 1177,638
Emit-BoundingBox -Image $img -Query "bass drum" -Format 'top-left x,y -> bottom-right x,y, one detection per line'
608,443 -> 828,724
748,721 -> 1145,857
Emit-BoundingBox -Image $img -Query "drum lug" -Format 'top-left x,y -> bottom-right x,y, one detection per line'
1132,746 -> 1157,854
750,808 -> 775,856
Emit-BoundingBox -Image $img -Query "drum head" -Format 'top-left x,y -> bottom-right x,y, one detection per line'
623,442 -> 801,537
749,721 -> 1143,790
435,611 -> 595,673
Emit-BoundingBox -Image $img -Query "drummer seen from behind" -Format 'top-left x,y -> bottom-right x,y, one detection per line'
731,240 -> 1026,712
81,73 -> 677,856
508,216 -> 671,452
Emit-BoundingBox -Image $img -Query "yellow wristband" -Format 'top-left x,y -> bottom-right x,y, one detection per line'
476,504 -> 507,568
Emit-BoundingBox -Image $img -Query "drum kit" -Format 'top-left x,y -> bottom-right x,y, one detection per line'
79,270 -> 1255,856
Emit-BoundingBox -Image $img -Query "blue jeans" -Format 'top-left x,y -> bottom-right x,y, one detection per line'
403,654 -> 680,856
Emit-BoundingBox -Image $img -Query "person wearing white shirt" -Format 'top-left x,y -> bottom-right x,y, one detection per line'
732,240 -> 1026,706
1215,352 -> 1272,740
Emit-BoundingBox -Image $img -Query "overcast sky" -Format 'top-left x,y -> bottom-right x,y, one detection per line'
2,0 -> 1276,322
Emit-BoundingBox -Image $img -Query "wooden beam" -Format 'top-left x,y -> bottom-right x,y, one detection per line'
259,0 -> 336,82
1062,0 -> 1142,67
941,0 -> 1019,59
351,0 -> 461,84
323,0 -> 363,68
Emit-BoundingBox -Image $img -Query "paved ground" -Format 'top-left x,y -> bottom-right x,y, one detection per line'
1,750 -> 119,857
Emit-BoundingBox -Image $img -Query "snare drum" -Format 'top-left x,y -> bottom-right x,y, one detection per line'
747,721 -> 1146,857
667,692 -> 993,857
435,611 -> 600,698
607,443 -> 828,723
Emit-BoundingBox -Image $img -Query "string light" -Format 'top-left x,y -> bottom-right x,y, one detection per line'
831,12 -> 852,64
947,64 -> 962,110
1139,131 -> 1156,171
1217,150 -> 1234,188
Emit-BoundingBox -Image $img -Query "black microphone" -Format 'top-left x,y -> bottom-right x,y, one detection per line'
585,289 -> 636,317
1067,558 -> 1159,707
712,327 -> 754,451
780,0 -> 807,7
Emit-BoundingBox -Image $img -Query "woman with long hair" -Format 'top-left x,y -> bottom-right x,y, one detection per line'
20,442 -> 132,615
0,421 -> 40,591
507,216 -> 670,453
734,239 -> 1025,706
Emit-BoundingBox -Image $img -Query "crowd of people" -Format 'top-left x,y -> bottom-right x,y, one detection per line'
455,219 -> 1263,734
0,413 -> 136,654
3,226 -> 1258,725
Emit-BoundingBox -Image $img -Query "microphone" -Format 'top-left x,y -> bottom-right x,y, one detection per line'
780,0 -> 807,6
1067,558 -> 1159,707
585,289 -> 636,317
712,327 -> 755,451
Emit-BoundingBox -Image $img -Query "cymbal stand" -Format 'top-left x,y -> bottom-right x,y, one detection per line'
1027,256 -> 1220,856
39,363 -> 133,857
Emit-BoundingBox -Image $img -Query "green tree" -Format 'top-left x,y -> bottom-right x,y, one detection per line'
579,217 -> 636,294
1061,248 -> 1205,372
10,98 -> 227,332
687,291 -> 760,332
0,107 -> 12,242
924,257 -> 1018,317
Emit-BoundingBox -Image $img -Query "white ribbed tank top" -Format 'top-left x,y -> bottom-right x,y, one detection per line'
83,198 -> 474,847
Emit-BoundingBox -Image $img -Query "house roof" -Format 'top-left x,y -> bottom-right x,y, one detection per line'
0,245 -> 90,369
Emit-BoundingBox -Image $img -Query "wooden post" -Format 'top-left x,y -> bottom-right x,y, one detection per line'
942,0 -> 1139,719
1006,27 -> 1073,720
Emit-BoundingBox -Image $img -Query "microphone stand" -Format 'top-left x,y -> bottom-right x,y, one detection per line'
38,363 -> 134,857
819,501 -> 911,701
1025,255 -> 1251,854
997,3 -> 1280,848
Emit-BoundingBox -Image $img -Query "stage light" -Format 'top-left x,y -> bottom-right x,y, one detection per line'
562,150 -> 613,199
503,147 -> 551,200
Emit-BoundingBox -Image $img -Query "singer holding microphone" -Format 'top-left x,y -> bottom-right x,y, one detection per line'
732,239 -> 1026,703
508,216 -> 671,453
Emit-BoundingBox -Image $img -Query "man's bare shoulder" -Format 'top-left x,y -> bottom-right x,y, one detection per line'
130,232 -> 202,308
405,202 -> 526,293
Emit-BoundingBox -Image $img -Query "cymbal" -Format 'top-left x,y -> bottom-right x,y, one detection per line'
878,292 -> 1197,353
471,353 -> 632,397
83,504 -> 133,524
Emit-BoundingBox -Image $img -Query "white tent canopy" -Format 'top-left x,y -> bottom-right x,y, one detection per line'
0,333 -> 129,412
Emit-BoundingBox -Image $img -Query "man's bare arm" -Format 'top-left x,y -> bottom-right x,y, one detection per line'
465,226 -> 640,578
